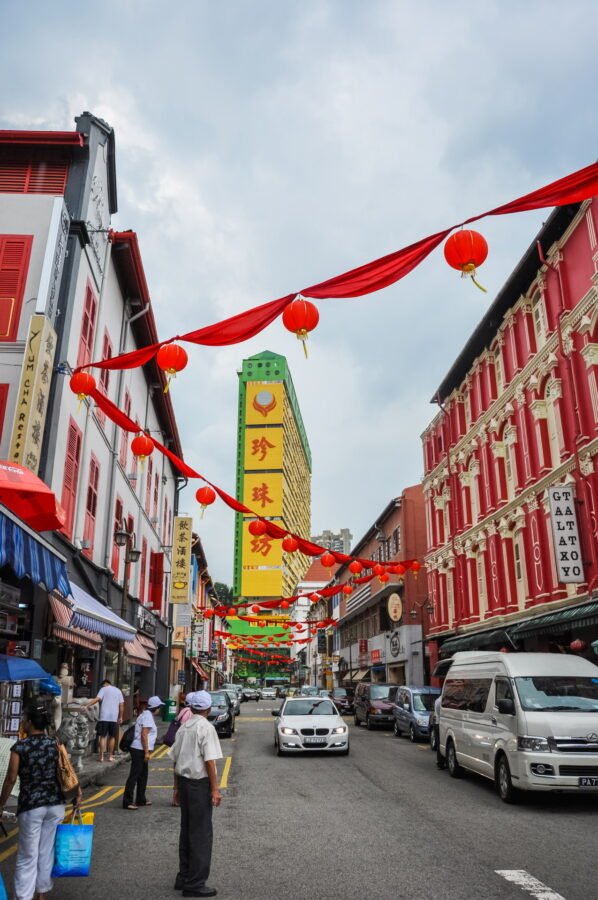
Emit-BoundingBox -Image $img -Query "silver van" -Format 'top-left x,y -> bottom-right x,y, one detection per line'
439,651 -> 598,803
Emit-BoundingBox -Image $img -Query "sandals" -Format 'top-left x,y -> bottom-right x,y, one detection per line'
124,804 -> 139,810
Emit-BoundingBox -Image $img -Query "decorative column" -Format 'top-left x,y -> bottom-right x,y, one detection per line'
483,522 -> 508,617
464,539 -> 480,624
522,494 -> 551,608
498,517 -> 519,613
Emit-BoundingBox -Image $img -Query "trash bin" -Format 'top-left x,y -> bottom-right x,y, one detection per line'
162,698 -> 177,722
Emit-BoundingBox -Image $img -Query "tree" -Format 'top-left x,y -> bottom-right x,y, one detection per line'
212,582 -> 233,605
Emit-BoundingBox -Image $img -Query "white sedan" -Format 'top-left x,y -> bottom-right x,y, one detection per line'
259,687 -> 277,700
273,697 -> 350,755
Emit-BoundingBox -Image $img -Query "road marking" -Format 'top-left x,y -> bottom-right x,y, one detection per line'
239,716 -> 272,722
219,756 -> 232,789
417,745 -> 428,752
0,840 -> 17,864
495,870 -> 566,899
153,744 -> 170,759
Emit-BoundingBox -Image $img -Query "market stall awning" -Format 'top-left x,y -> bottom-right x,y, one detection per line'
0,653 -> 50,683
0,463 -> 66,532
67,583 -> 136,642
353,668 -> 370,682
125,634 -> 153,667
439,627 -> 512,658
48,594 -> 102,651
191,659 -> 209,680
510,600 -> 598,637
0,505 -> 71,596
342,669 -> 357,682
137,633 -> 157,655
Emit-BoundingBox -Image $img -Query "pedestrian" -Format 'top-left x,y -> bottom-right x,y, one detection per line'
85,678 -> 124,762
434,693 -> 445,769
169,690 -> 222,898
0,701 -> 83,900
122,695 -> 164,810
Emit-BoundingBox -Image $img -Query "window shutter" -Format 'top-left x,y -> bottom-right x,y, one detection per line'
97,331 -> 113,428
111,497 -> 123,577
153,473 -> 159,518
149,551 -> 164,611
0,384 -> 9,441
145,458 -> 153,514
76,284 -> 98,368
0,235 -> 33,341
139,538 -> 148,604
61,417 -> 82,539
0,161 -> 69,195
82,455 -> 100,558
119,392 -> 131,469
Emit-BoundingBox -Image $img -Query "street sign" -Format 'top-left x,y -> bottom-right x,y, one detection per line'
170,516 -> 193,603
548,485 -> 585,583
387,592 -> 403,623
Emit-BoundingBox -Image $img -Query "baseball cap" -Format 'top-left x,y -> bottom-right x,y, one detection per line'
147,695 -> 164,710
185,690 -> 212,710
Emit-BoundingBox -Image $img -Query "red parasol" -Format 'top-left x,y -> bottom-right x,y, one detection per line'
0,461 -> 66,531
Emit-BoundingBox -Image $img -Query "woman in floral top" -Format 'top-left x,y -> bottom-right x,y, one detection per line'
0,701 -> 82,900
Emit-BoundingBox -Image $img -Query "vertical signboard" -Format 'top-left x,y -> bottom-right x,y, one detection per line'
169,516 -> 193,603
9,315 -> 56,473
548,485 -> 585,583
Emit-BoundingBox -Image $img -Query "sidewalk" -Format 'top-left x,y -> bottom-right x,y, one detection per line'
78,720 -> 171,789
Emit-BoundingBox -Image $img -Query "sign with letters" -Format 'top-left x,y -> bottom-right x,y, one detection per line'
169,516 -> 193,603
548,485 -> 585,583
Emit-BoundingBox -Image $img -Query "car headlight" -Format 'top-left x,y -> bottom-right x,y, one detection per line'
415,718 -> 427,727
280,727 -> 298,735
216,713 -> 228,722
517,736 -> 550,752
332,726 -> 347,734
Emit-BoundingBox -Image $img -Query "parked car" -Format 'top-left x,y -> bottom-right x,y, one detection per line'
224,688 -> 241,716
354,683 -> 395,729
242,686 -> 259,701
330,688 -> 354,715
272,697 -> 349,755
223,682 -> 243,702
259,686 -> 277,700
318,689 -> 331,698
300,686 -> 319,697
391,686 -> 440,741
439,651 -> 598,803
207,691 -> 235,737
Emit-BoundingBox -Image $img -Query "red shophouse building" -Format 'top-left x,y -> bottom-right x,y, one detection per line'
422,199 -> 598,669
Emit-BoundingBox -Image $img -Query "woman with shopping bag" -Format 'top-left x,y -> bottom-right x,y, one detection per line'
0,701 -> 82,899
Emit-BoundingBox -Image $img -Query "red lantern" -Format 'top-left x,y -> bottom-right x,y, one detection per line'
570,639 -> 586,652
282,536 -> 299,553
196,486 -> 216,518
395,563 -> 406,576
131,434 -> 154,463
227,607 -> 237,616
282,296 -> 320,358
295,624 -> 304,631
310,593 -> 321,604
248,519 -> 267,537
251,605 -> 261,614
280,600 -> 290,609
320,552 -> 335,577
282,623 -> 289,630
349,560 -> 363,577
411,561 -> 422,579
443,229 -> 488,292
373,564 -> 385,577
69,372 -> 96,403
203,608 -> 214,619
342,584 -> 353,596
156,343 -> 188,392
378,573 -> 389,584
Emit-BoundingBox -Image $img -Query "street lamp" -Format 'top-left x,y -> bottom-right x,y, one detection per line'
409,598 -> 434,620
114,522 -> 140,689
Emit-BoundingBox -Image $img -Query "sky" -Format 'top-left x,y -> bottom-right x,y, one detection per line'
2,1 -> 597,585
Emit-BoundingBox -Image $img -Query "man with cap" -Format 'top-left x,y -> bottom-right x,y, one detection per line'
169,690 -> 223,898
123,695 -> 164,810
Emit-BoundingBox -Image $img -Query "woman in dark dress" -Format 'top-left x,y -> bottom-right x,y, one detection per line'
0,702 -> 82,900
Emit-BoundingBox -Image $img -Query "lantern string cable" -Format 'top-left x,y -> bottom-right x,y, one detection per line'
73,160 -> 598,374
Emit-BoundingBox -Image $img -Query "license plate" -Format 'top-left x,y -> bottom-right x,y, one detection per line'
303,738 -> 326,745
578,776 -> 598,787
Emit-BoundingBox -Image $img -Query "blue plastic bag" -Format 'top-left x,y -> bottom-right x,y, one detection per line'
0,872 -> 8,900
52,812 -> 94,877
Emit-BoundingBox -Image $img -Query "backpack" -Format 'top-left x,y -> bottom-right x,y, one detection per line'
163,718 -> 180,748
119,723 -> 136,753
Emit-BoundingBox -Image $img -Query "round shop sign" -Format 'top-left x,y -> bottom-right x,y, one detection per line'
387,592 -> 403,623
390,631 -> 402,658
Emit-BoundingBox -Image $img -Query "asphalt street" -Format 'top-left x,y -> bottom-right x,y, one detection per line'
1,701 -> 596,899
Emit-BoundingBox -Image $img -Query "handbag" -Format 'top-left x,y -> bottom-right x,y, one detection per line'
52,809 -> 94,877
163,717 -> 180,747
55,740 -> 79,796
119,723 -> 136,753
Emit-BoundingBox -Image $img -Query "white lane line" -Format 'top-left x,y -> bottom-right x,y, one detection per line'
495,870 -> 566,899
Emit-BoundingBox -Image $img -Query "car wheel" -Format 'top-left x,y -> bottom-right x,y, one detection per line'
354,714 -> 359,727
446,740 -> 463,778
496,754 -> 518,804
409,725 -> 417,743
393,720 -> 401,738
430,728 -> 438,752
340,746 -> 350,756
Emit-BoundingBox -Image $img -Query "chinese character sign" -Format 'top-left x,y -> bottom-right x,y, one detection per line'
243,426 -> 284,470
244,382 -> 284,425
242,472 -> 283,516
170,516 -> 193,603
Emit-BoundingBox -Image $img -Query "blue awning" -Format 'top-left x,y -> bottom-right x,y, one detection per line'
68,583 -> 136,642
0,506 -> 71,596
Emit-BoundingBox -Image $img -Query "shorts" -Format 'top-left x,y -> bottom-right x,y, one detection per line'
96,721 -> 119,738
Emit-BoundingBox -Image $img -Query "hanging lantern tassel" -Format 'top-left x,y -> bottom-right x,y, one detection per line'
156,344 -> 189,393
444,229 -> 489,293
282,296 -> 320,359
411,561 -> 422,580
196,486 -> 216,518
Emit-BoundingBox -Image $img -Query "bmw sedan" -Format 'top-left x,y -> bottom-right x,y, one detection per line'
273,697 -> 350,756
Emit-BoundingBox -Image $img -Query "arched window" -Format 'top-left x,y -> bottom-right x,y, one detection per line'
476,553 -> 487,618
531,291 -> 548,349
545,380 -> 564,469
513,533 -> 527,608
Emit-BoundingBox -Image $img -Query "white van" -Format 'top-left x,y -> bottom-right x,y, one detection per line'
439,651 -> 598,803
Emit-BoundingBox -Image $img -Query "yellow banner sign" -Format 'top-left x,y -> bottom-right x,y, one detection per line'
242,472 -> 283,516
245,382 -> 284,425
9,315 -> 56,474
243,426 -> 284,471
241,519 -> 284,566
240,567 -> 283,598
170,516 -> 193,604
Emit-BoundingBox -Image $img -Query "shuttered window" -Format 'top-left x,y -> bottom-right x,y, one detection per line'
111,496 -> 124,578
76,283 -> 98,368
0,384 -> 9,442
96,331 -> 113,428
0,235 -> 33,341
82,455 -> 100,558
119,391 -> 131,468
139,538 -> 148,604
149,551 -> 164,612
61,417 -> 82,539
0,160 -> 69,194
145,457 -> 153,515
153,472 -> 159,519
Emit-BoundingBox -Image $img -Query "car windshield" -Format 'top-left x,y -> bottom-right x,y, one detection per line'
515,676 -> 598,712
283,699 -> 337,716
332,689 -> 347,697
224,691 -> 236,699
413,693 -> 436,712
370,686 -> 391,700
210,694 -> 227,708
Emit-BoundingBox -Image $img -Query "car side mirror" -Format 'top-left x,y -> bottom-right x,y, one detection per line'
403,703 -> 410,710
272,709 -> 281,717
497,698 -> 515,716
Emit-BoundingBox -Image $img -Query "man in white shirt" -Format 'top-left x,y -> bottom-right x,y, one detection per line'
85,679 -> 124,762
169,690 -> 223,898
122,695 -> 164,809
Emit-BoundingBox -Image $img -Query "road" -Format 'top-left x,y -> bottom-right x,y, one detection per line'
1,701 -> 596,899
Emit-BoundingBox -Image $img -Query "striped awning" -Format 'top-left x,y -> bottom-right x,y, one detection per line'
0,506 -> 71,595
137,633 -> 157,655
191,659 -> 209,680
125,634 -> 153,667
68,583 -> 136,642
48,594 -> 102,651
